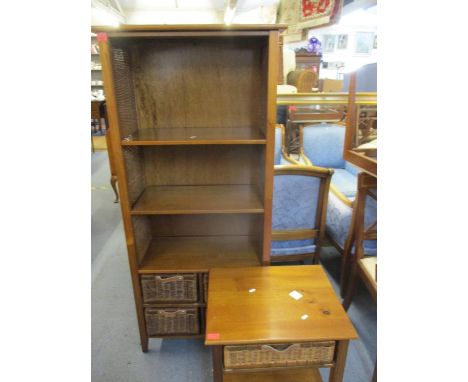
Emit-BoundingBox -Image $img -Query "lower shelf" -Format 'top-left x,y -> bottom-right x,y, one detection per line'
224,368 -> 322,382
138,236 -> 261,273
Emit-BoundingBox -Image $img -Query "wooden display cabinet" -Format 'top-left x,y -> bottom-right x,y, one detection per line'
95,24 -> 282,352
343,73 -> 377,177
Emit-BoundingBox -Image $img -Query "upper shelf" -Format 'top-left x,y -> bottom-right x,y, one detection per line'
121,127 -> 266,146
131,185 -> 264,215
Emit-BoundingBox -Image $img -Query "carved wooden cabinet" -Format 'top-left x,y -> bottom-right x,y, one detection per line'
295,50 -> 322,89
96,24 -> 281,352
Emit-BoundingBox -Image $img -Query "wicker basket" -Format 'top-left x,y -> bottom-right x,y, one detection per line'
145,308 -> 200,336
202,273 -> 209,303
141,274 -> 198,303
224,342 -> 335,369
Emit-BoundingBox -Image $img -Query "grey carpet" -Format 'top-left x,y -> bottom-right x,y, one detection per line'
92,151 -> 376,381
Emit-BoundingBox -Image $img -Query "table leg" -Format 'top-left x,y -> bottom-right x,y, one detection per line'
212,346 -> 223,382
329,340 -> 349,382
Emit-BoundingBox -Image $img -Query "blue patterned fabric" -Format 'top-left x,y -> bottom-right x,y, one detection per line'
271,239 -> 316,256
332,169 -> 358,198
345,162 -> 359,176
302,124 -> 346,168
326,191 -> 377,255
274,126 -> 283,165
271,173 -> 321,257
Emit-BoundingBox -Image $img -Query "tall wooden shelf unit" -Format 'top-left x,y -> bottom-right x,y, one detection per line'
96,25 -> 281,352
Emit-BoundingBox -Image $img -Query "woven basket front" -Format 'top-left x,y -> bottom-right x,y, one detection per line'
141,274 -> 198,303
202,273 -> 209,303
145,308 -> 199,336
224,342 -> 335,369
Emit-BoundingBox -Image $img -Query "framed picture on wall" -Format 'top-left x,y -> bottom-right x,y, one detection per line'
323,35 -> 336,53
355,32 -> 374,55
337,34 -> 348,49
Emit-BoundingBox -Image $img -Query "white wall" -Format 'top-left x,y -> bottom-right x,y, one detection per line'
285,6 -> 377,80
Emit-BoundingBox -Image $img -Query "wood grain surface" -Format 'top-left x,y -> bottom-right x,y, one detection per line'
206,265 -> 357,345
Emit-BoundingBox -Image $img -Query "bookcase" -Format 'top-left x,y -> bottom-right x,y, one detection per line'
96,25 -> 281,352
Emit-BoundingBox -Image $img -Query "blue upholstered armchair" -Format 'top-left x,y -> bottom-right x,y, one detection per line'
297,123 -> 375,256
271,165 -> 334,263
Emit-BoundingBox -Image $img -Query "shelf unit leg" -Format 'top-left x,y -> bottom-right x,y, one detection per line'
329,340 -> 349,382
110,175 -> 119,203
212,346 -> 223,382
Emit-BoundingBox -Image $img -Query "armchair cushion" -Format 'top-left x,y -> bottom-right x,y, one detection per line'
326,191 -> 377,255
272,174 -> 321,230
332,169 -> 358,198
302,123 -> 346,168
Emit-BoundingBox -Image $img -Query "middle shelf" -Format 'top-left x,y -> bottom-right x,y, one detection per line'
131,185 -> 264,215
121,127 -> 267,146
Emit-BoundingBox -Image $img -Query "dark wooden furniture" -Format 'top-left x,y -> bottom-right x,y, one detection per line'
96,24 -> 282,352
91,100 -> 103,133
295,50 -> 322,89
205,265 -> 358,382
343,73 -> 377,176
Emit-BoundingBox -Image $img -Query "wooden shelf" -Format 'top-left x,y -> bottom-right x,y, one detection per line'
139,236 -> 261,273
131,185 -> 264,215
121,127 -> 266,146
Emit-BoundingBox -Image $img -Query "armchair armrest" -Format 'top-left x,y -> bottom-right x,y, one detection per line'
330,184 -> 354,208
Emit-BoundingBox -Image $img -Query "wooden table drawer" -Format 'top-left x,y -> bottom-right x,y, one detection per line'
224,341 -> 335,369
145,308 -> 200,336
141,273 -> 198,303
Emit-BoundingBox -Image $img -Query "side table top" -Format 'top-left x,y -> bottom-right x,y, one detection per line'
205,265 -> 357,345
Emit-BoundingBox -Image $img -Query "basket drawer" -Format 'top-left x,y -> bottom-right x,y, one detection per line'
202,273 -> 208,303
141,274 -> 198,303
224,342 -> 335,369
145,308 -> 200,336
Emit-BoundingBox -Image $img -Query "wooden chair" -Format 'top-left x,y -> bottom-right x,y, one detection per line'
342,172 -> 377,382
342,172 -> 377,309
271,165 -> 333,264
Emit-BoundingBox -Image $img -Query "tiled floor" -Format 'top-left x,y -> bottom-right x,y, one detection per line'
92,151 -> 376,381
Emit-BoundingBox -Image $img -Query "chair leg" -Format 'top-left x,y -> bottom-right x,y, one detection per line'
372,359 -> 377,382
342,261 -> 358,311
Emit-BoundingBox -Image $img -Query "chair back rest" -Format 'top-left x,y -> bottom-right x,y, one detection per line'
274,125 -> 283,165
301,123 -> 346,168
272,166 -> 333,240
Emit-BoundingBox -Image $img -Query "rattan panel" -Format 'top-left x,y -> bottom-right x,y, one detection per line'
145,308 -> 200,336
111,47 -> 139,138
132,216 -> 152,264
122,147 -> 145,206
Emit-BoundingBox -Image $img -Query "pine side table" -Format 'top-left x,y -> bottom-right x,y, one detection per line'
205,265 -> 358,382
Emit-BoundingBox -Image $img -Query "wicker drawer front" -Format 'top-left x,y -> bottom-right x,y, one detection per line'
145,308 -> 200,336
141,274 -> 198,303
202,273 -> 208,303
224,342 -> 335,369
